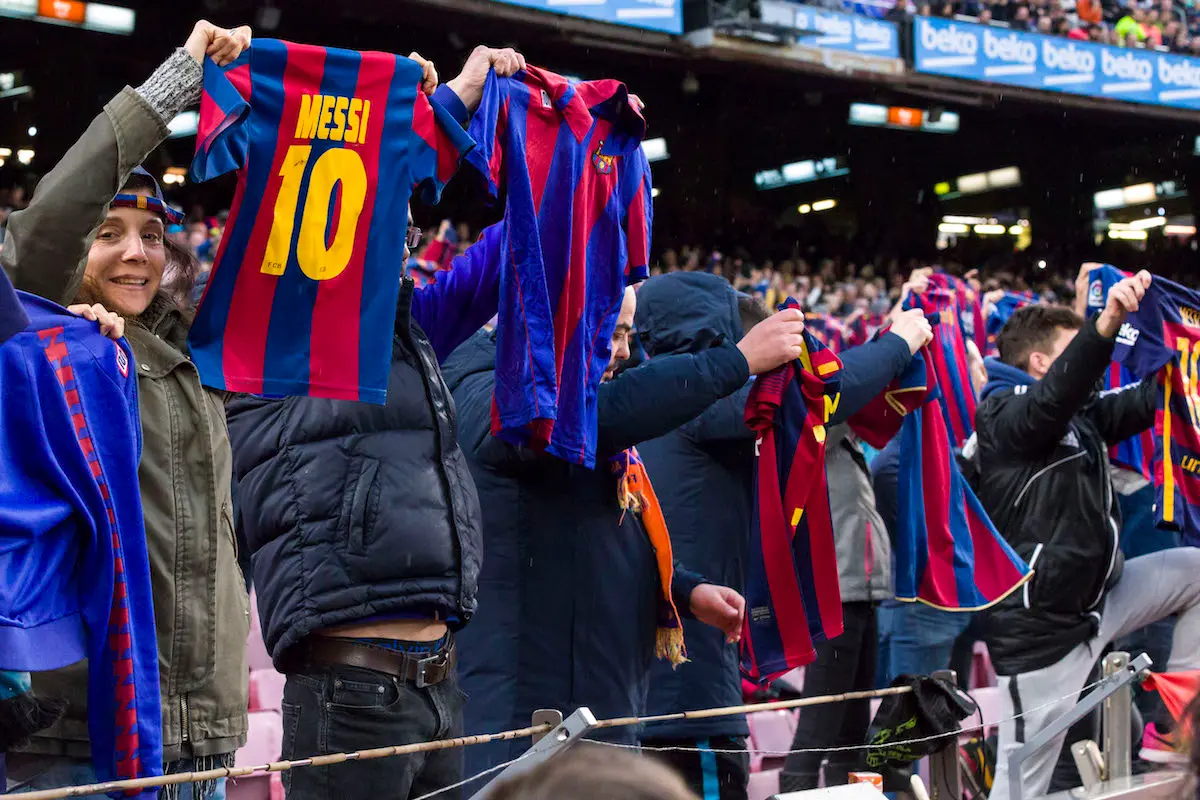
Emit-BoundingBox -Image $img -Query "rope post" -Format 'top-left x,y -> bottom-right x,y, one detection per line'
1007,652 -> 1151,800
1102,652 -> 1133,782
531,710 -> 564,745
1071,740 -> 1104,788
467,707 -> 597,800
928,670 -> 962,800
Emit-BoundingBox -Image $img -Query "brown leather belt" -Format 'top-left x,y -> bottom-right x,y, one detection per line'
299,636 -> 456,688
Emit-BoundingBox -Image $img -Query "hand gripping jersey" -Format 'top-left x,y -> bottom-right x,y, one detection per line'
905,289 -> 977,448
189,40 -> 474,403
1087,264 -> 1155,481
466,66 -> 652,468
849,339 -> 1031,609
0,293 -> 160,796
741,301 -> 843,684
1112,276 -> 1200,544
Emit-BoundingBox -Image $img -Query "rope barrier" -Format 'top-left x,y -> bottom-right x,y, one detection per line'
10,675 -> 1113,800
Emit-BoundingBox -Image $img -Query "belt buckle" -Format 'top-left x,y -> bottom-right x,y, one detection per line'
414,652 -> 444,689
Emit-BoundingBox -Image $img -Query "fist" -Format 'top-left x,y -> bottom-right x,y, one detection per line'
185,20 -> 252,67
736,307 -> 808,376
690,584 -> 745,644
889,308 -> 934,355
1096,270 -> 1152,339
408,52 -> 439,95
68,303 -> 125,341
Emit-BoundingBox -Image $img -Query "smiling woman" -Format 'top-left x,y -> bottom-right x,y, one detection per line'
80,173 -> 170,317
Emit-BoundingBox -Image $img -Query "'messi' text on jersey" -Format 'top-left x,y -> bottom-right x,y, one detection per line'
294,94 -> 372,144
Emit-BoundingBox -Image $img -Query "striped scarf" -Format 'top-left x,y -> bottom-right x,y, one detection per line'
611,447 -> 686,667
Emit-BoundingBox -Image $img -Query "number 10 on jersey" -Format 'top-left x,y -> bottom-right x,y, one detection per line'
261,145 -> 368,282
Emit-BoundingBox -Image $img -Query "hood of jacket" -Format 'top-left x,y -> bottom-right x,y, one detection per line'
982,356 -> 1035,400
442,328 -> 498,395
634,272 -> 743,358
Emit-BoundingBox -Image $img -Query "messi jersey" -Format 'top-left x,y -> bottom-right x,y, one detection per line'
741,301 -> 843,684
188,40 -> 474,403
1112,277 -> 1200,544
906,289 -> 977,449
466,66 -> 651,468
1086,265 -> 1155,480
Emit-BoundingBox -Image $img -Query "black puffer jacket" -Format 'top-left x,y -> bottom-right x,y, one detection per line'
974,318 -> 1155,676
228,269 -> 497,668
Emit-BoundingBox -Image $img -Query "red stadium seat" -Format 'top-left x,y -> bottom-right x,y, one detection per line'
246,591 -> 273,672
747,767 -> 781,800
249,668 -> 286,713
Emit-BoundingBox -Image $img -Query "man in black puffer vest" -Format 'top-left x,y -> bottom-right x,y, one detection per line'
226,46 -> 526,800
975,270 -> 1200,800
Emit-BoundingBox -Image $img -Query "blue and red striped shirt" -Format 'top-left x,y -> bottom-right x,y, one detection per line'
0,294 -> 160,796
465,66 -> 652,468
742,303 -> 843,684
906,288 -> 977,449
1086,264 -> 1155,481
1112,276 -> 1200,545
189,39 -> 473,403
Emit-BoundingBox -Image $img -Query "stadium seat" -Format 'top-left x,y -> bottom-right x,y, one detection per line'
246,591 -> 272,671
967,685 -> 1006,735
237,710 -> 285,768
249,668 -> 286,712
747,767 -> 781,800
970,642 -> 997,689
227,710 -> 285,800
747,709 -> 797,761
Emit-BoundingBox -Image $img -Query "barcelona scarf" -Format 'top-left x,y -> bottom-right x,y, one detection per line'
852,338 -> 1031,610
611,448 -> 685,666
741,299 -> 844,684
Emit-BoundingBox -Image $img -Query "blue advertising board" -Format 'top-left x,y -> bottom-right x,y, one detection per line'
793,5 -> 900,58
489,0 -> 682,34
914,16 -> 1200,111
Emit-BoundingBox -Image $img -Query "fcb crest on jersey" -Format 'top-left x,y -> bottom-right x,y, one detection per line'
592,142 -> 615,174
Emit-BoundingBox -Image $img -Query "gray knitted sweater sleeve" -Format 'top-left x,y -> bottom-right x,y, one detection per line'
135,47 -> 204,123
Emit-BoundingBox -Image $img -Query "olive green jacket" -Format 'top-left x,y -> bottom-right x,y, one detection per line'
2,86 -> 249,762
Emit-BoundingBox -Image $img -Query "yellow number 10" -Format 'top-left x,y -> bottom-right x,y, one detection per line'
261,145 -> 368,282
1176,336 -> 1200,429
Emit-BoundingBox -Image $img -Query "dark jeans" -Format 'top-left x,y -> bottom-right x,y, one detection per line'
280,662 -> 465,800
644,736 -> 749,800
781,602 -> 877,791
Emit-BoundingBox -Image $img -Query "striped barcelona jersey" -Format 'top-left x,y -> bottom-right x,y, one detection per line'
742,301 -> 843,684
1087,264 -> 1155,480
846,334 -> 1030,610
985,292 -> 1037,358
1113,277 -> 1200,545
466,66 -> 652,468
906,288 -> 977,449
929,271 -> 985,355
188,39 -> 473,403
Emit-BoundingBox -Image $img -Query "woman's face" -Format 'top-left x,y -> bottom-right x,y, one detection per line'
85,195 -> 166,316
